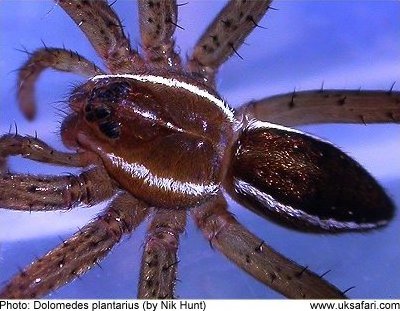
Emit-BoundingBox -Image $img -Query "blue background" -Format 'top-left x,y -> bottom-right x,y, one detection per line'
0,1 -> 399,299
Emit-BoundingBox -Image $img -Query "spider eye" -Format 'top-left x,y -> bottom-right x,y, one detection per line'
89,81 -> 131,102
98,120 -> 121,139
83,81 -> 129,140
84,104 -> 111,122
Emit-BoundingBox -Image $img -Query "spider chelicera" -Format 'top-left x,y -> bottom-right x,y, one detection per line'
0,0 -> 398,297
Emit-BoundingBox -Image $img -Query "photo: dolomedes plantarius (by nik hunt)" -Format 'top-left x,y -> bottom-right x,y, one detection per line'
0,0 -> 399,299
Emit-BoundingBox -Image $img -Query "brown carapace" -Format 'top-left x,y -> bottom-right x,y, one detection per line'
0,0 -> 399,299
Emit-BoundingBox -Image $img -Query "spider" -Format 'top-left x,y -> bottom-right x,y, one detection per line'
0,0 -> 398,297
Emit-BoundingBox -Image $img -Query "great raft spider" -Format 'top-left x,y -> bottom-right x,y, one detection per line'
0,0 -> 399,299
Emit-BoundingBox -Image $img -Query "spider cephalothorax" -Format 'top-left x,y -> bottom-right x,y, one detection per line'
0,0 -> 399,299
64,73 -> 235,209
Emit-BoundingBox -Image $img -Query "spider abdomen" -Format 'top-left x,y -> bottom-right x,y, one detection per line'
225,120 -> 394,232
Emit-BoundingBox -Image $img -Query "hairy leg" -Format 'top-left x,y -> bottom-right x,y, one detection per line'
138,208 -> 186,299
187,0 -> 272,85
0,157 -> 6,174
0,192 -> 149,299
238,89 -> 400,126
57,0 -> 144,73
192,194 -> 346,299
18,48 -> 104,120
138,0 -> 181,67
0,133 -> 100,167
0,166 -> 115,211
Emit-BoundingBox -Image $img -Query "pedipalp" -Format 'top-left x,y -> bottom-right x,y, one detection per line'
18,47 -> 104,120
0,134 -> 100,167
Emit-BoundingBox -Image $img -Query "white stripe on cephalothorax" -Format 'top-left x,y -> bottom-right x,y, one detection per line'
107,153 -> 219,197
91,74 -> 235,122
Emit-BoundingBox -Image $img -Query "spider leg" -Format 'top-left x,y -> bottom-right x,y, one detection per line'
238,89 -> 400,126
0,133 -> 100,167
0,166 -> 115,211
0,191 -> 149,299
57,0 -> 144,73
0,157 -> 6,174
138,0 -> 181,68
18,48 -> 104,120
138,208 -> 186,299
192,194 -> 346,299
187,0 -> 272,85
